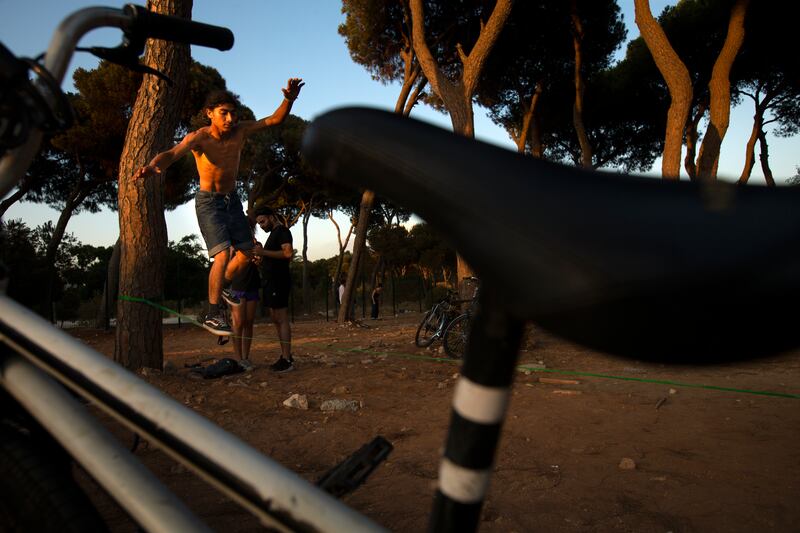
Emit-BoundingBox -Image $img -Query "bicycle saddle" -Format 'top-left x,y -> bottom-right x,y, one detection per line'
302,107 -> 800,363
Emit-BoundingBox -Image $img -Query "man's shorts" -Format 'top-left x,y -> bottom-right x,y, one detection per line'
231,289 -> 259,302
195,190 -> 255,258
263,278 -> 291,309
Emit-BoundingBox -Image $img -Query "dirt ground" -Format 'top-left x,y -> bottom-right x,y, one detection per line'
69,312 -> 800,532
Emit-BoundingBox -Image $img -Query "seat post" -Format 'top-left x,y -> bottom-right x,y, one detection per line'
429,288 -> 524,532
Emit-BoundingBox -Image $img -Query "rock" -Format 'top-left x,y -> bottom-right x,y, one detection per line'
259,382 -> 269,388
163,360 -> 177,375
320,399 -> 362,412
331,385 -> 350,395
283,393 -> 309,410
669,388 -> 678,395
618,457 -> 637,470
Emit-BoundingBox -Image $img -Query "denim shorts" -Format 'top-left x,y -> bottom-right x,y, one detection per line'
195,190 -> 254,258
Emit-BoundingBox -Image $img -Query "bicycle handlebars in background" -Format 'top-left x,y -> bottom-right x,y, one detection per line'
123,4 -> 234,51
0,4 -> 235,199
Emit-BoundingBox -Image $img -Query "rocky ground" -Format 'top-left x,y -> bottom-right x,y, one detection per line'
70,312 -> 800,532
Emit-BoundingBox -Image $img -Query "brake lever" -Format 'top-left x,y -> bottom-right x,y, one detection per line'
78,34 -> 173,86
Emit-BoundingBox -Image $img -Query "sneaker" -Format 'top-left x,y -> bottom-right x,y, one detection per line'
269,356 -> 294,373
201,313 -> 232,336
221,288 -> 241,307
239,359 -> 254,371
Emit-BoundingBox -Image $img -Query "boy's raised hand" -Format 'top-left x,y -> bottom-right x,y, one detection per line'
134,165 -> 161,180
282,78 -> 305,101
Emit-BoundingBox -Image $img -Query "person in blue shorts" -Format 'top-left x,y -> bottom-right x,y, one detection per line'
135,80 -> 304,336
229,248 -> 261,363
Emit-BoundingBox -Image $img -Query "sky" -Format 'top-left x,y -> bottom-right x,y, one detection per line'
1,1 -> 797,260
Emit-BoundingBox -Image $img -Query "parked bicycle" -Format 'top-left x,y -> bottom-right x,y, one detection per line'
414,288 -> 460,348
442,277 -> 480,359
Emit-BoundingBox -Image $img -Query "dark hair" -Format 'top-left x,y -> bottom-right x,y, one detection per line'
251,205 -> 274,218
203,89 -> 240,111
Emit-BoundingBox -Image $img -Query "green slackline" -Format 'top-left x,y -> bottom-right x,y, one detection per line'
119,295 -> 800,400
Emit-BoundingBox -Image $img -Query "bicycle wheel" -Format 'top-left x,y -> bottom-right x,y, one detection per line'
0,420 -> 108,532
415,306 -> 443,347
443,313 -> 471,359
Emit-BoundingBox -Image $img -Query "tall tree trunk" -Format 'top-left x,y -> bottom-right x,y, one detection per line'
683,99 -> 708,180
738,100 -> 763,184
301,207 -> 311,315
757,130 -> 775,186
115,0 -> 190,370
634,0 -> 693,180
570,0 -> 593,168
0,182 -> 35,219
411,0 -> 513,293
338,190 -> 374,323
515,84 -> 542,154
97,238 -> 121,329
695,0 -> 750,180
43,182 -> 89,321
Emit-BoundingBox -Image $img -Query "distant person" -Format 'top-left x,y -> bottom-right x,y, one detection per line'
134,80 -> 304,336
252,206 -> 295,373
371,283 -> 383,319
229,246 -> 261,364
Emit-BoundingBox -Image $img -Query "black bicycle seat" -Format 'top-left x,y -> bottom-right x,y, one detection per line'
302,107 -> 800,363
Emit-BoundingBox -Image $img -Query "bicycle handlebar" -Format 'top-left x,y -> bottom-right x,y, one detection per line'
0,4 -> 235,199
123,4 -> 234,51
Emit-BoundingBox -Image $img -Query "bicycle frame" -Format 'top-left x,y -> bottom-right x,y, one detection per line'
0,6 -> 385,533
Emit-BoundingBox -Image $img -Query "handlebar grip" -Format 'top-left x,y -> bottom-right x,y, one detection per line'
124,4 -> 234,51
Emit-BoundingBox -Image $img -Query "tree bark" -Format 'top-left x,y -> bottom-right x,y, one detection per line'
683,99 -> 708,180
410,0 -> 513,293
97,238 -> 121,329
570,0 -> 593,168
695,0 -> 750,180
634,0 -> 693,180
338,189 -> 374,323
757,130 -> 775,186
738,96 -> 763,185
115,0 -> 190,370
515,84 -> 542,154
0,181 -> 35,219
43,179 -> 90,321
301,206 -> 311,315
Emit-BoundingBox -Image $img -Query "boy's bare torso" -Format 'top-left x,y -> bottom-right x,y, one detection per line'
191,125 -> 248,194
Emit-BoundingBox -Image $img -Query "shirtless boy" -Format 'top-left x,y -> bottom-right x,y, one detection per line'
135,78 -> 304,335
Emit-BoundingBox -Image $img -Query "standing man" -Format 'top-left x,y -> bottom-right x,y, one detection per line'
134,79 -> 304,336
252,206 -> 295,372
370,283 -> 383,319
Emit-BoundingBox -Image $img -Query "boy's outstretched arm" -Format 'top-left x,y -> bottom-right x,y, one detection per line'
134,131 -> 199,180
242,78 -> 305,134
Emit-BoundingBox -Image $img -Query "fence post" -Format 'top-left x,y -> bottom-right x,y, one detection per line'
391,271 -> 396,316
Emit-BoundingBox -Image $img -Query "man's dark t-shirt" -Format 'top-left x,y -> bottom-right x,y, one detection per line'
261,224 -> 292,283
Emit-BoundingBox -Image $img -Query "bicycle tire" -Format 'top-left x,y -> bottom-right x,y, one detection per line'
443,313 -> 471,359
415,307 -> 442,347
0,420 -> 108,532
